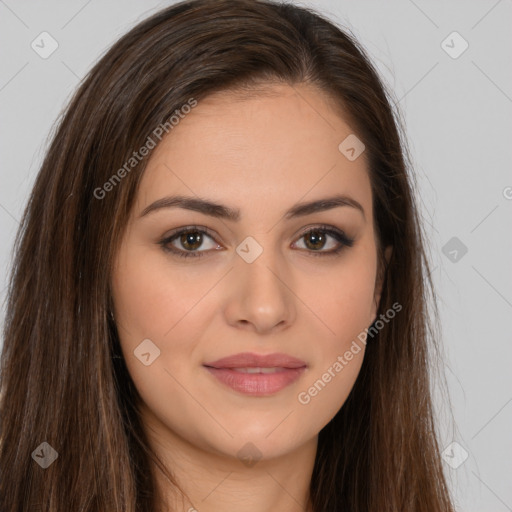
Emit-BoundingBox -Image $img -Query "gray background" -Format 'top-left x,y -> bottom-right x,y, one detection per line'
1,1 -> 511,510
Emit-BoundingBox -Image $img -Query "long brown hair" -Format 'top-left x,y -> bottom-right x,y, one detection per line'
0,0 -> 455,510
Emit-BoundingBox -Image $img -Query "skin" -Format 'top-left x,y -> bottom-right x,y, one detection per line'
111,82 -> 391,512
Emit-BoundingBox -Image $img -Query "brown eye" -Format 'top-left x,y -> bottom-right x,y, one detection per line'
159,226 -> 221,259
293,225 -> 354,256
303,230 -> 328,251
179,230 -> 204,251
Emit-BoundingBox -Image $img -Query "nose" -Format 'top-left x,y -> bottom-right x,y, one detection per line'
224,240 -> 296,335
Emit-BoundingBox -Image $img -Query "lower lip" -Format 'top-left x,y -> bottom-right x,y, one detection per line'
204,366 -> 306,396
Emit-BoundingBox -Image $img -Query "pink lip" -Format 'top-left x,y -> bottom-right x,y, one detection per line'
204,352 -> 307,369
203,352 -> 307,396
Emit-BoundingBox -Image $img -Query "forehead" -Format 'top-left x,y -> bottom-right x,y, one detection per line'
135,82 -> 372,222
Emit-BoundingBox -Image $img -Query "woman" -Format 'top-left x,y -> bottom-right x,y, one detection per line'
0,0 -> 455,510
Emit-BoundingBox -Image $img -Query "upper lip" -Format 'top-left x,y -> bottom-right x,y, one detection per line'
203,352 -> 307,369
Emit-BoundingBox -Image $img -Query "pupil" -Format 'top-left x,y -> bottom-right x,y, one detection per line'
305,231 -> 325,250
182,231 -> 202,250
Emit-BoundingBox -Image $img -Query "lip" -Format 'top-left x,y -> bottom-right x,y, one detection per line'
203,352 -> 307,396
204,352 -> 307,369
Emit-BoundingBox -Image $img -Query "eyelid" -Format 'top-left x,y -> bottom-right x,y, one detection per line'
158,225 -> 222,258
164,224 -> 218,240
292,224 -> 355,254
161,224 -> 221,246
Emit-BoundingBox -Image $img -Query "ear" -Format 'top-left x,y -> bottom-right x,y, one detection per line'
370,245 -> 392,323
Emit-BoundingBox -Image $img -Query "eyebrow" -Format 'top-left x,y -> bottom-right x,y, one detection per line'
139,194 -> 365,221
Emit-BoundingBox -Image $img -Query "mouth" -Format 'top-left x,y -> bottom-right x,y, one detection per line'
203,352 -> 307,396
222,367 -> 291,373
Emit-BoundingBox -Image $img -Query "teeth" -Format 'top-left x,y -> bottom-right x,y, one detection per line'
232,367 -> 285,374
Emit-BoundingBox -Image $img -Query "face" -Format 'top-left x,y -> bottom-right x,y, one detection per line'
111,82 -> 388,465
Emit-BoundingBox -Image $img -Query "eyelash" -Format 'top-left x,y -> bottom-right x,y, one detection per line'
158,224 -> 355,260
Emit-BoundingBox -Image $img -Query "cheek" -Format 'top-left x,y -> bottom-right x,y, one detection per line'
295,348 -> 364,436
110,244 -> 220,408
111,244 -> 213,341
111,247 -> 215,427
301,251 -> 377,346
291,253 -> 375,427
